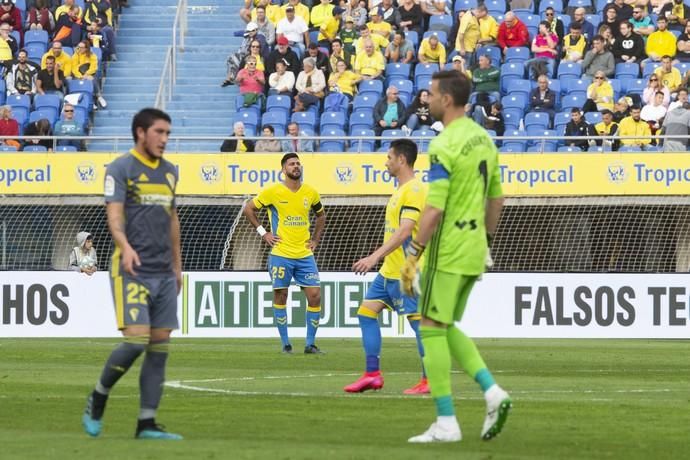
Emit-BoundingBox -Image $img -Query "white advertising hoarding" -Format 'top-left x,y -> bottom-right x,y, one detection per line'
0,272 -> 688,338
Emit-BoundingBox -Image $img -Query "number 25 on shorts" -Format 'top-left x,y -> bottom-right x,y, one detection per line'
272,266 -> 286,281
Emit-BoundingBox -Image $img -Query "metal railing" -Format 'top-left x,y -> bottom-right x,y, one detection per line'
155,0 -> 188,110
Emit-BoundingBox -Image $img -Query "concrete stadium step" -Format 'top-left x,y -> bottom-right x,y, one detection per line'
118,36 -> 173,46
115,28 -> 175,38
166,101 -> 235,111
107,66 -> 165,78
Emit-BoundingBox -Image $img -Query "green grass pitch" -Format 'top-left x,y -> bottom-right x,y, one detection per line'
1,338 -> 688,459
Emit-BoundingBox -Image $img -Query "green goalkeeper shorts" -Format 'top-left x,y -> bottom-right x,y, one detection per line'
419,269 -> 479,325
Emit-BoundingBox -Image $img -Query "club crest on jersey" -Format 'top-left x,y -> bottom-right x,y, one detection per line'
334,164 -> 355,185
75,162 -> 97,184
166,172 -> 176,190
200,163 -> 220,184
303,197 -> 309,208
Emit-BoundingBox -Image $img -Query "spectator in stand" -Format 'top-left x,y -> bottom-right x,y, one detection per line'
23,118 -> 53,151
54,103 -> 85,150
398,0 -> 423,36
240,40 -> 266,73
618,105 -> 653,148
55,0 -> 83,20
385,30 -> 414,63
598,24 -> 616,49
450,54 -> 471,78
471,54 -> 500,103
327,58 -> 361,98
36,55 -> 65,96
418,34 -> 446,64
339,16 -> 358,54
613,21 -> 646,63
583,35 -> 615,77
602,6 -> 622,40
529,74 -> 557,120
6,50 -> 38,97
53,5 -> 83,48
614,96 -> 632,122
544,7 -> 564,41
0,23 -> 17,68
476,4 -> 498,46
668,86 -> 688,110
221,121 -> 255,153
380,0 -> 401,31
83,0 -> 117,61
255,125 -> 282,152
373,85 -> 406,136
69,232 -> 97,274
676,21 -> 690,62
277,5 -> 309,57
310,0 -> 334,30
265,35 -> 301,80
640,90 -> 667,133
644,72 -> 671,106
659,0 -> 690,32
497,12 -> 530,55
367,9 -> 392,39
420,0 -> 448,21
565,108 -> 596,151
595,109 -> 620,150
72,40 -> 107,109
236,55 -> 266,108
612,0 -> 634,21
0,105 -> 18,149
268,58 -> 296,95
41,41 -> 72,78
281,121 -> 314,152
473,101 -> 504,136
329,39 -> 353,71
454,9 -> 479,65
0,0 -> 22,44
583,71 -> 615,111
354,38 -> 385,80
248,0 -> 281,26
354,24 -> 389,53
655,55 -> 682,94
279,0 -> 310,25
401,89 -> 434,136
240,0 -> 259,23
652,0 -> 670,14
344,0 -> 368,29
294,57 -> 326,112
306,42 -> 329,76
254,5 -> 276,46
661,100 -> 690,151
572,8 -> 595,43
644,16 -> 676,69
630,7 -> 655,39
525,21 -> 559,79
562,22 -> 587,63
317,6 -> 343,47
25,0 -> 55,34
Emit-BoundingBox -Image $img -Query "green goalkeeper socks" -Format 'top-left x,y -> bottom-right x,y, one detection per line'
447,326 -> 495,392
420,325 -> 454,416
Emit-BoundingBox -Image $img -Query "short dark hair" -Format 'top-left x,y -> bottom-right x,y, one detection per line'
476,4 -> 487,13
308,42 -> 319,50
263,124 -> 275,133
256,5 -> 265,10
281,152 -> 299,167
592,34 -> 604,43
570,107 -> 581,114
331,38 -> 342,46
45,55 -> 55,62
539,20 -> 550,28
570,22 -> 582,30
678,87 -> 689,94
662,54 -> 672,61
600,109 -> 613,116
657,15 -> 667,22
630,105 -> 642,111
131,108 -> 171,143
432,70 -> 471,107
545,6 -> 554,12
390,139 -> 418,166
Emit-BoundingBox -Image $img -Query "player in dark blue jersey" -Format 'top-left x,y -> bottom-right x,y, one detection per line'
82,108 -> 183,440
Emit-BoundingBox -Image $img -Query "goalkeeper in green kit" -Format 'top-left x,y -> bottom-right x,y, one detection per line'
401,70 -> 512,444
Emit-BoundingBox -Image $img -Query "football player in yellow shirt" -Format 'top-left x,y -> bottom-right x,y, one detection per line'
345,139 -> 430,395
243,153 -> 327,354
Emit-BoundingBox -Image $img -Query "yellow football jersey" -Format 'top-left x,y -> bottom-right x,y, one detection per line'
379,178 -> 428,279
253,183 -> 323,259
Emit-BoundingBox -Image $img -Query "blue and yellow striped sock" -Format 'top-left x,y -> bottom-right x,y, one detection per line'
306,306 -> 321,347
273,304 -> 290,347
407,316 -> 426,377
358,306 -> 381,373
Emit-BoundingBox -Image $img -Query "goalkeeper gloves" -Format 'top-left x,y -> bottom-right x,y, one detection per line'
401,240 -> 425,297
485,233 -> 494,270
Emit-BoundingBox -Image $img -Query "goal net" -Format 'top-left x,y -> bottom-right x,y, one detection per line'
2,195 -> 690,273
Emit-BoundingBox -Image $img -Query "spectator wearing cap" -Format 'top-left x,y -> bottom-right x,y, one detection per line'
345,0 -> 368,28
294,57 -> 326,111
380,0 -> 401,31
0,0 -> 22,43
268,58 -> 295,95
451,55 -> 471,78
277,4 -> 309,57
354,24 -> 389,53
373,85 -> 406,136
222,22 -> 268,86
339,16 -> 358,54
279,0 -> 310,25
306,42 -> 329,76
497,12 -> 529,54
385,30 -> 414,64
354,37 -> 385,80
367,8 -> 392,39
471,54 -> 500,105
265,35 -> 302,80
254,4 -> 276,46
418,34 -> 446,64
399,0 -> 423,36
311,0 -> 334,30
317,6 -> 344,47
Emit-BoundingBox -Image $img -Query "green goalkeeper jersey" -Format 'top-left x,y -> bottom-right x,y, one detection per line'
425,116 -> 502,275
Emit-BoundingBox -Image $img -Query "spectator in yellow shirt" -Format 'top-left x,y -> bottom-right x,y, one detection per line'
354,38 -> 385,80
618,106 -> 653,147
644,16 -> 676,69
71,40 -> 107,108
41,41 -> 72,77
584,71 -> 615,111
418,35 -> 446,64
654,55 -> 683,93
367,8 -> 392,38
354,25 -> 389,53
318,6 -> 344,45
328,58 -> 362,98
455,9 -> 480,61
310,0 -> 334,29
250,0 -> 281,26
55,0 -> 82,20
562,22 -> 587,62
476,5 -> 499,45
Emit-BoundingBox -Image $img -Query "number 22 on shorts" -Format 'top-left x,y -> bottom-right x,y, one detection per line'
126,282 -> 150,305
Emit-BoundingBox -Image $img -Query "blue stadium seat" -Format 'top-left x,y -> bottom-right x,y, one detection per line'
34,93 -> 62,113
348,128 -> 376,152
24,29 -> 48,50
616,62 -> 640,79
261,111 -> 287,131
504,47 -> 530,63
414,63 -> 439,80
502,94 -> 528,112
539,0 -> 563,13
387,78 -> 414,100
589,145 -> 612,152
320,111 -> 347,132
562,77 -> 591,96
68,79 -> 94,106
236,110 -> 259,133
0,145 -> 17,151
561,94 -> 585,111
385,63 -> 411,80
476,45 -> 501,67
510,79 -> 533,99
554,111 -> 572,130
381,129 -> 403,149
643,61 -> 663,78
429,14 -> 453,34
558,146 -> 582,152
352,94 -> 378,112
595,0 -> 609,13
585,111 -> 602,125
56,145 -> 78,152
415,75 -> 432,92
585,14 -> 601,30
412,128 -> 436,151
503,108 -> 522,129
323,92 -> 349,114
524,111 -> 550,130
454,0 -> 478,14
422,30 -> 447,44
502,141 -> 527,151
520,14 -> 541,38
25,43 -> 46,62
349,110 -> 374,132
23,145 -> 48,152
29,109 -> 57,126
557,62 -> 582,79
291,111 -> 317,132
8,93 -> 30,111
501,62 -> 525,92
621,77 -> 645,95
485,0 -> 506,13
527,129 -> 558,148
320,128 -> 346,152
618,146 -> 643,152
358,79 -> 384,97
404,30 -> 419,48
675,61 -> 690,75
235,94 -> 261,118
470,92 -> 499,105
266,95 -> 292,118
0,80 -> 6,105
609,78 -> 622,99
